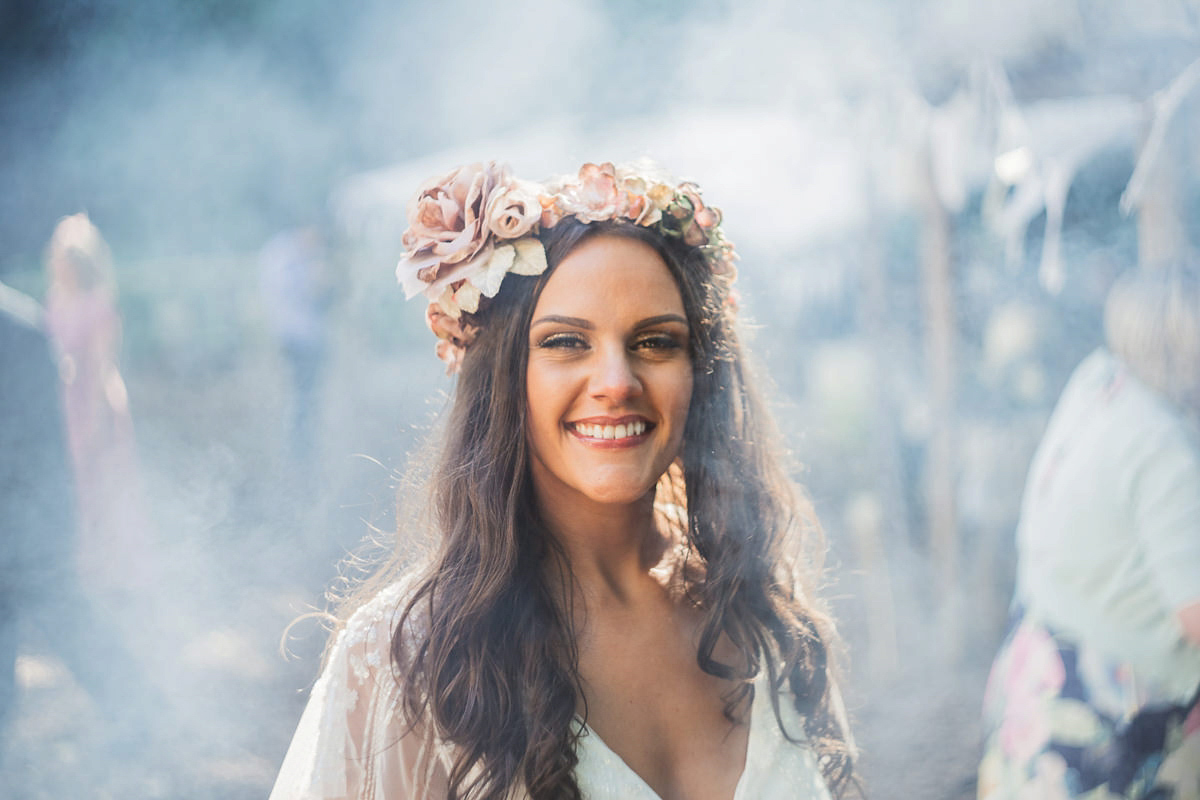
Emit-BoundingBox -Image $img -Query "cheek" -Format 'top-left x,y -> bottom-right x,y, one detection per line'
524,364 -> 561,440
667,370 -> 694,437
678,383 -> 694,423
525,372 -> 544,436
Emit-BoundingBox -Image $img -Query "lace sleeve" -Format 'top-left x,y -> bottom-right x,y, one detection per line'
269,581 -> 455,800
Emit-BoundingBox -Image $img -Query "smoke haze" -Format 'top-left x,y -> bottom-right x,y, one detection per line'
1,1 -> 1197,797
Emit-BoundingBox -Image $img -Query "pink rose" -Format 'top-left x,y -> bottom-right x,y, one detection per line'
434,339 -> 466,375
619,187 -> 663,226
427,302 -> 464,341
694,205 -> 720,230
397,162 -> 508,296
539,194 -> 565,229
556,162 -> 622,222
486,179 -> 541,239
623,193 -> 650,225
426,301 -> 478,374
683,220 -> 709,246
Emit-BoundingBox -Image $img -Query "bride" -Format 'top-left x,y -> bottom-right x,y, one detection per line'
270,161 -> 856,799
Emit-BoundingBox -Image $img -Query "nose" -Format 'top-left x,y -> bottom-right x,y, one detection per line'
589,344 -> 643,403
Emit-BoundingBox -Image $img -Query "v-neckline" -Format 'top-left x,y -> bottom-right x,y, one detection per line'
574,672 -> 764,800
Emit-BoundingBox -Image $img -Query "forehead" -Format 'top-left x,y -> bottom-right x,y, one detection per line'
533,234 -> 685,319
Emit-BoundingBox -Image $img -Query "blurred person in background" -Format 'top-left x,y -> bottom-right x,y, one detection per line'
270,161 -> 856,799
978,262 -> 1200,799
259,224 -> 336,484
0,280 -> 164,784
43,213 -> 153,600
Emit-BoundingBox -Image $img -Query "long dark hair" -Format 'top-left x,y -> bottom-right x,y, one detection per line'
382,219 -> 854,799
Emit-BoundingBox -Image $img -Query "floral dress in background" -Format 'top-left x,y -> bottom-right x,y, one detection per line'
979,612 -> 1199,800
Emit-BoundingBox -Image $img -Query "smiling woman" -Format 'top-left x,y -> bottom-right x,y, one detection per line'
526,234 -> 693,516
270,162 -> 856,800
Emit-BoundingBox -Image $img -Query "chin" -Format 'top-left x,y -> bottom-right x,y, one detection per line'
578,476 -> 660,507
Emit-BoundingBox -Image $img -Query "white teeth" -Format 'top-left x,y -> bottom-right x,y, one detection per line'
574,421 -> 647,439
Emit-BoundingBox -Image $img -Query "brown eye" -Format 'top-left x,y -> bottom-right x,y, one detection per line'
537,332 -> 588,350
634,333 -> 684,351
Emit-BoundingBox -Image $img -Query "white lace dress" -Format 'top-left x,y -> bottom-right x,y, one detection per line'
270,581 -> 834,800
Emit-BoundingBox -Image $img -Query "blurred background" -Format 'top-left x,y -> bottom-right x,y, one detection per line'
1,0 -> 1198,797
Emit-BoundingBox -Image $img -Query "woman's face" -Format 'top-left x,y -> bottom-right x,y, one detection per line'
525,234 -> 693,515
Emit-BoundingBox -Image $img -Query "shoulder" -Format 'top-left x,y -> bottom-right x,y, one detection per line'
271,574 -> 447,799
735,673 -> 841,799
331,574 -> 428,682
1054,349 -> 1197,468
1112,362 -> 1200,478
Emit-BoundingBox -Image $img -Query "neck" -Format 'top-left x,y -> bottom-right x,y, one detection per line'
537,489 -> 673,608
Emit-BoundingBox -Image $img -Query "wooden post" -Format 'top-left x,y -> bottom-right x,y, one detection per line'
854,174 -> 904,680
916,141 -> 961,660
1136,116 -> 1192,268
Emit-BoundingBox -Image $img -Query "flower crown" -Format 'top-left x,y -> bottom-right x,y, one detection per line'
396,160 -> 737,373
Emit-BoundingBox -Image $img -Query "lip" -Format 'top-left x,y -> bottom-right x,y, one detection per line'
566,415 -> 654,449
569,414 -> 650,426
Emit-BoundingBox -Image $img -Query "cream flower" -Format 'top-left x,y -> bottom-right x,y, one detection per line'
646,182 -> 676,211
616,177 -> 663,226
465,236 -> 548,303
451,281 -> 482,314
398,241 -> 495,302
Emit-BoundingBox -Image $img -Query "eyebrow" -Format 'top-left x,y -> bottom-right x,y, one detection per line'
634,314 -> 688,330
529,313 -> 688,330
530,314 -> 593,330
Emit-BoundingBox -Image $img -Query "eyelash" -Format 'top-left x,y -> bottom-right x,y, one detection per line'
537,332 -> 587,349
535,333 -> 684,352
635,334 -> 683,351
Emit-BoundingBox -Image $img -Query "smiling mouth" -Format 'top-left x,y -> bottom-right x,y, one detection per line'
568,420 -> 650,441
